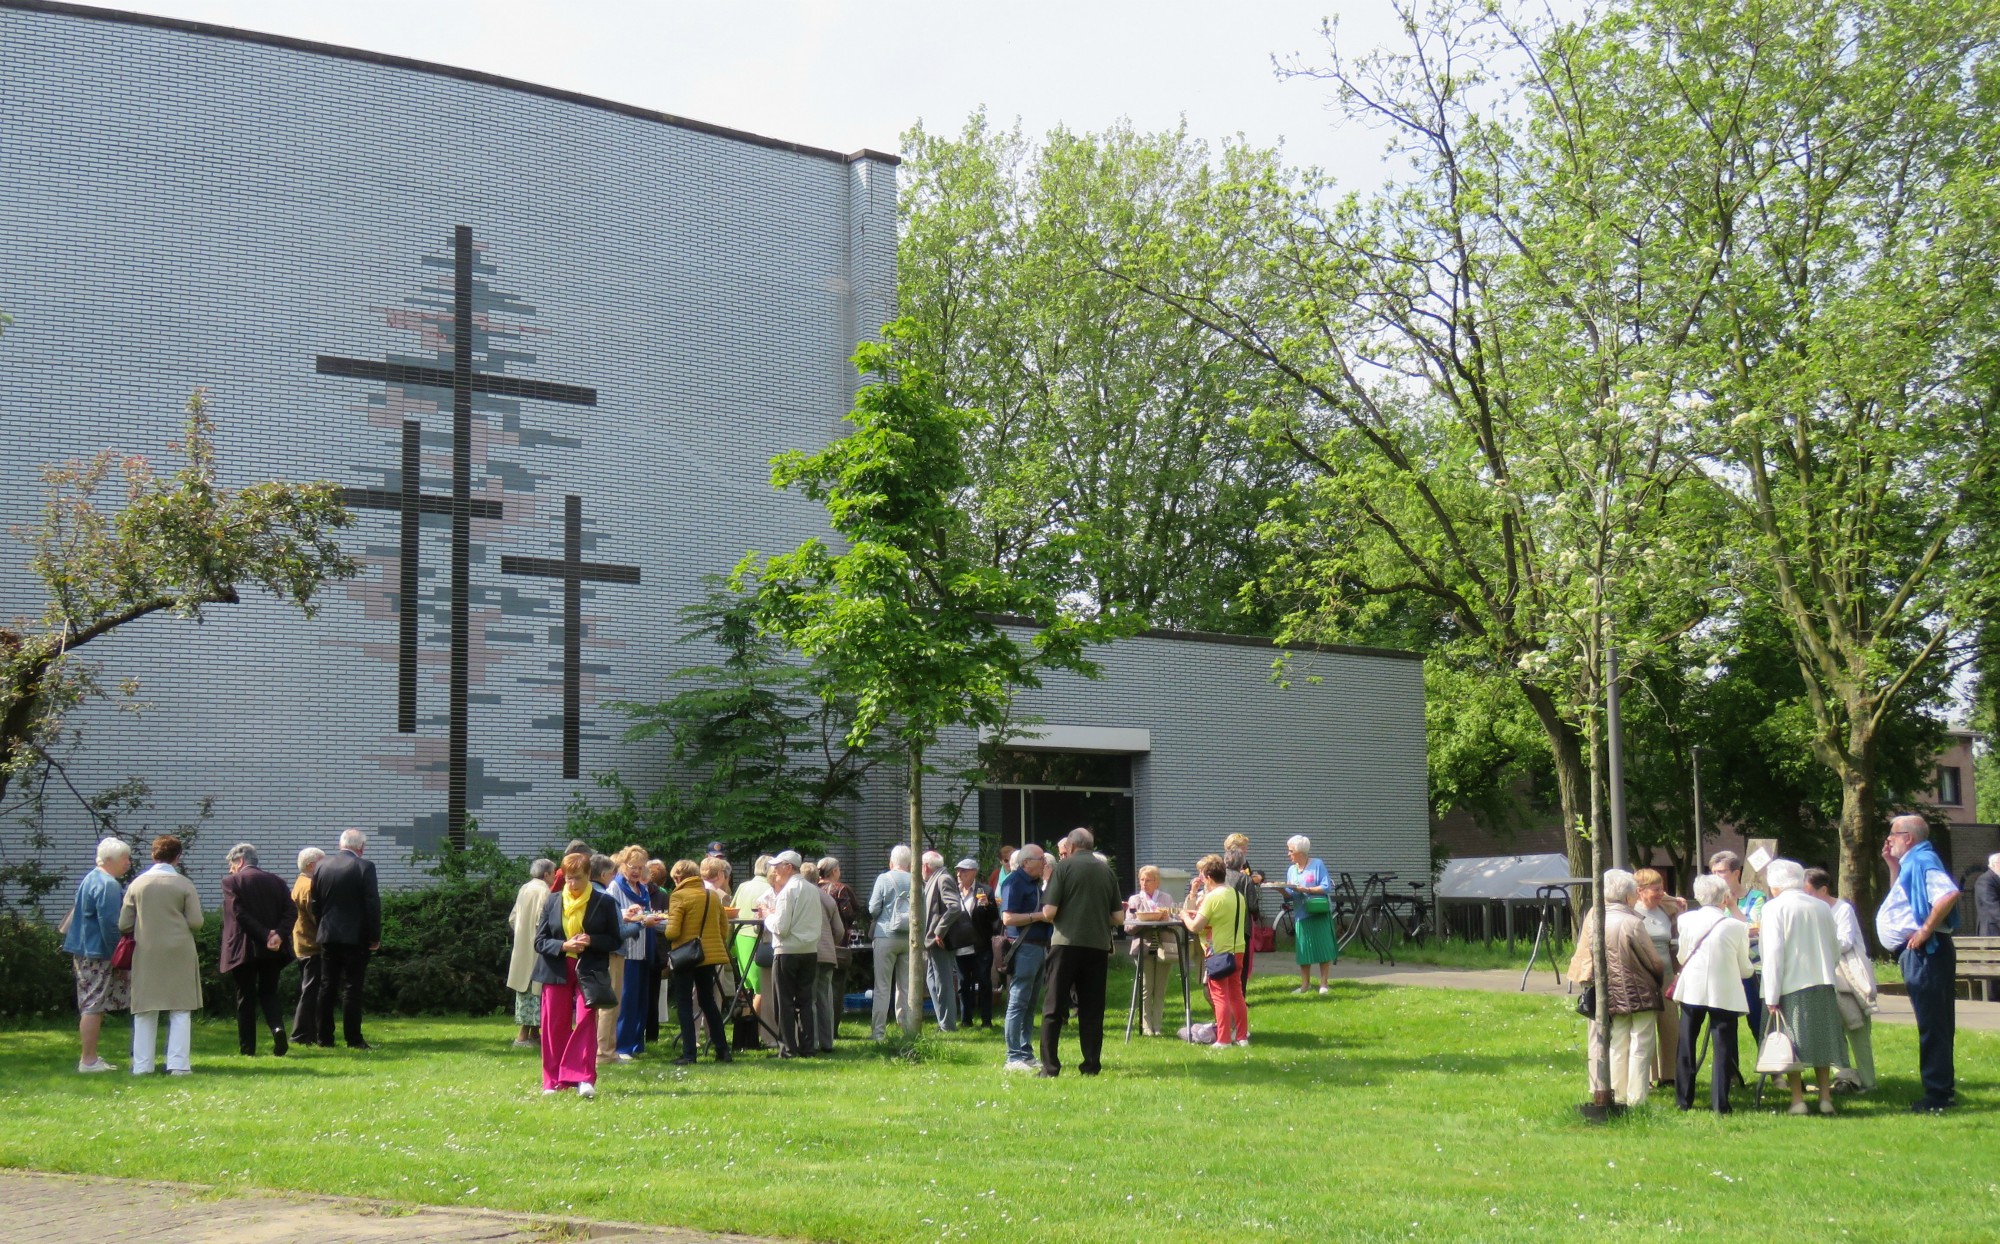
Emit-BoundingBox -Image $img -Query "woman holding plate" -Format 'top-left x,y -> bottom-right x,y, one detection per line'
1284,835 -> 1337,994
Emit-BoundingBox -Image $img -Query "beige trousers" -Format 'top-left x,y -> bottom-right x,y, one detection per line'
597,954 -> 624,1051
1585,1012 -> 1658,1106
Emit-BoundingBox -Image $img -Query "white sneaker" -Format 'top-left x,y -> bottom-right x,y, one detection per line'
542,1088 -> 559,1096
1235,1039 -> 1251,1048
577,1081 -> 596,1099
78,1059 -> 117,1073
168,1068 -> 192,1076
1003,1059 -> 1036,1073
1318,985 -> 1331,995
614,1053 -> 636,1063
1290,985 -> 1309,994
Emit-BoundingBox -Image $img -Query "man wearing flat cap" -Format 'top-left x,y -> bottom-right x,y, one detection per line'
764,850 -> 824,1058
955,858 -> 1000,1029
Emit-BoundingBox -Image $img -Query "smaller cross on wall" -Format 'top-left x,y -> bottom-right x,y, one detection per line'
500,495 -> 641,779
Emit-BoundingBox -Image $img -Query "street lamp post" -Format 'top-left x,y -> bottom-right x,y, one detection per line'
1690,743 -> 1706,886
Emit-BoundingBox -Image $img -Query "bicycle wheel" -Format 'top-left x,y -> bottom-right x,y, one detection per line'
1365,903 -> 1409,955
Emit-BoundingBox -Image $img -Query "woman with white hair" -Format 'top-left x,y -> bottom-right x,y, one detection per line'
1672,873 -> 1754,1112
507,858 -> 557,1048
868,844 -> 915,1038
731,853 -> 776,1007
289,846 -> 326,1046
60,837 -> 133,1072
1760,858 -> 1844,1115
1566,869 -> 1666,1106
1283,835 -> 1336,993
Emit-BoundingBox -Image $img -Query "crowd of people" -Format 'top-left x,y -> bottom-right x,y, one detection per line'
1568,814 -> 1962,1115
53,815 -> 1971,1115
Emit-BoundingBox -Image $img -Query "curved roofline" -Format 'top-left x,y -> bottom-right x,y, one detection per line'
2,0 -> 899,167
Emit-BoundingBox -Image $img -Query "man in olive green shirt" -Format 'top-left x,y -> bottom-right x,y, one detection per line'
1038,828 -> 1124,1077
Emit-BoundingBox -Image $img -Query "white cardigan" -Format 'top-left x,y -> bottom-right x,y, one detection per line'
1672,906 -> 1753,1012
1761,888 -> 1840,1002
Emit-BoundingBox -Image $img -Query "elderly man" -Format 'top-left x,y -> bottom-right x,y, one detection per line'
999,844 -> 1052,1070
955,858 -> 999,1029
61,837 -> 133,1073
1879,814 -> 1961,1112
868,845 -> 915,1038
1977,853 -> 2000,1002
920,850 -> 964,1033
219,843 -> 297,1057
289,847 -> 325,1046
764,850 -> 824,1058
802,860 -> 846,1052
1566,868 -> 1665,1107
507,859 -> 557,1047
311,828 -> 381,1050
1039,828 -> 1125,1078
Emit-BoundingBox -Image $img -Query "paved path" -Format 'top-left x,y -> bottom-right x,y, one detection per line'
0,1170 -> 764,1244
1326,959 -> 2000,1032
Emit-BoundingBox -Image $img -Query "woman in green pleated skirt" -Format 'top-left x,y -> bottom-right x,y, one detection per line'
1285,836 -> 1337,993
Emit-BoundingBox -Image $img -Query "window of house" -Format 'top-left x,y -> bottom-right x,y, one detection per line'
1937,765 -> 1963,807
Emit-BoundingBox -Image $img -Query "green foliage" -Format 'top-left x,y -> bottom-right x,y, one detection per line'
899,116 -> 1294,633
581,579 -> 887,863
0,392 -> 356,816
0,912 -> 69,1020
0,762 -> 216,912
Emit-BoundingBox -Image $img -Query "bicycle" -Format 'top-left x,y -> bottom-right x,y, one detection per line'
1334,872 -> 1397,965
1364,878 -> 1434,953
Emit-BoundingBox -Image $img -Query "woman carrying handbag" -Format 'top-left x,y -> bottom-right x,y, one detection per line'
1184,854 -> 1250,1047
531,852 -> 621,1097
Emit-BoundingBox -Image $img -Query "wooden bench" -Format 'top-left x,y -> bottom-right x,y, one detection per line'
1956,935 -> 2000,987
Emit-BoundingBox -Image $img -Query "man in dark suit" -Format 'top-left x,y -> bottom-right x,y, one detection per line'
219,842 -> 297,1056
954,858 -> 1001,1028
1977,853 -> 2000,1002
310,828 -> 381,1049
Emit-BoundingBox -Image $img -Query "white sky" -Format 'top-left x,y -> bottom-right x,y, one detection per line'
96,1 -> 1412,179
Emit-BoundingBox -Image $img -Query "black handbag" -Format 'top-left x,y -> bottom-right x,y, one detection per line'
1202,887 -> 1245,981
668,890 -> 710,972
1574,984 -> 1595,1018
752,935 -> 775,969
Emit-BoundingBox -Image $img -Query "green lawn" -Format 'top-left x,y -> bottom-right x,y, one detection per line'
2,974 -> 1996,1242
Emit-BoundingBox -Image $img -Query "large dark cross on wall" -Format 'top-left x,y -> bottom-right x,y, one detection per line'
315,225 -> 600,845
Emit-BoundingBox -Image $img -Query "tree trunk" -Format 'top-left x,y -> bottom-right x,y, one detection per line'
1521,682 -> 1590,909
1586,688 -> 1612,1107
904,741 -> 926,1038
1834,716 -> 1883,934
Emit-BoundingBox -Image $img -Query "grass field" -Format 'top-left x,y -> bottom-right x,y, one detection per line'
2,972 -> 1995,1243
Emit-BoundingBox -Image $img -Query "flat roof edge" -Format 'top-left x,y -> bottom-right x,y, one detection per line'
2,0 -> 901,168
979,614 -> 1426,663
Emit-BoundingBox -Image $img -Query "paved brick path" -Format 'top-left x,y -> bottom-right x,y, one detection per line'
0,1171 -> 762,1244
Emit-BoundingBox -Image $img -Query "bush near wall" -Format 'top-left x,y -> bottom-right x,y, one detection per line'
8,843 -> 532,1021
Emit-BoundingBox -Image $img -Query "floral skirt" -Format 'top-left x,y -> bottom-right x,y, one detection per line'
74,955 -> 130,1015
514,988 -> 541,1027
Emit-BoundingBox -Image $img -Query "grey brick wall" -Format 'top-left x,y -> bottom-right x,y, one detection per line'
0,4 -> 1429,913
0,4 -> 896,895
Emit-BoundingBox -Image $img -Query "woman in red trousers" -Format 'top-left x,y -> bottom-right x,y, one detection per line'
531,852 -> 620,1096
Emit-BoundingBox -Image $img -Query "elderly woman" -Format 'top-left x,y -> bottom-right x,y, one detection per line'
507,858 -> 556,1047
119,836 -> 205,1076
588,853 -> 645,1061
1805,866 -> 1876,1092
1632,868 -> 1685,1087
663,858 -> 732,1064
1672,874 -> 1754,1112
61,837 -> 133,1073
219,842 -> 297,1057
1710,849 -> 1769,1041
732,854 -> 776,1004
1124,865 -> 1178,1037
1567,869 -> 1665,1106
532,852 -> 620,1096
1185,853 -> 1250,1046
1283,835 -> 1337,993
1222,838 -> 1264,984
289,846 -> 326,1047
1760,859 -> 1845,1115
608,845 -> 665,1061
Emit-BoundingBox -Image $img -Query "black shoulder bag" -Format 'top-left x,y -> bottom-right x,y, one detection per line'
668,889 -> 710,973
1202,890 -> 1244,981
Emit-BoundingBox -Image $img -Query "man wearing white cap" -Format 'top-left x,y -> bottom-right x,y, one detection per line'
955,858 -> 1000,1029
764,851 -> 824,1058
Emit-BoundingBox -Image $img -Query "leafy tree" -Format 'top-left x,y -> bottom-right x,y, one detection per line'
574,578 -> 888,863
900,115 -> 1296,633
739,335 -> 1120,1034
1642,0 -> 2000,911
0,391 -> 354,888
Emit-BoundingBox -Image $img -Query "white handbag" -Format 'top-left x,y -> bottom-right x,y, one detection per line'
1754,1012 -> 1805,1076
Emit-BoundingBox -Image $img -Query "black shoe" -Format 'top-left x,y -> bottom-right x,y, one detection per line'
271,1029 -> 289,1058
714,1051 -> 733,1064
348,1040 -> 374,1051
672,1055 -> 697,1066
1037,1068 -> 1059,1078
238,1048 -> 257,1057
1910,1098 -> 1951,1114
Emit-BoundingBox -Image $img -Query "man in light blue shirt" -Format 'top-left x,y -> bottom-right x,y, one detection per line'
1877,815 -> 1960,1112
867,845 -> 915,1038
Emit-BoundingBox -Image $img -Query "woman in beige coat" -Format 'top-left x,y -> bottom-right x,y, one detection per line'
507,859 -> 556,1047
119,835 -> 205,1075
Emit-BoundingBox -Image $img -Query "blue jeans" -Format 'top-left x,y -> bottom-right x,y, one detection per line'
1005,940 -> 1046,1063
1901,937 -> 1956,1103
615,948 -> 651,1055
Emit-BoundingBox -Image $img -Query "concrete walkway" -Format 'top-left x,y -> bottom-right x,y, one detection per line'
0,1170 -> 764,1244
1326,959 -> 2000,1032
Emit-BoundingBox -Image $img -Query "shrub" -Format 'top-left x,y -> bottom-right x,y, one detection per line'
0,912 -> 73,1020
